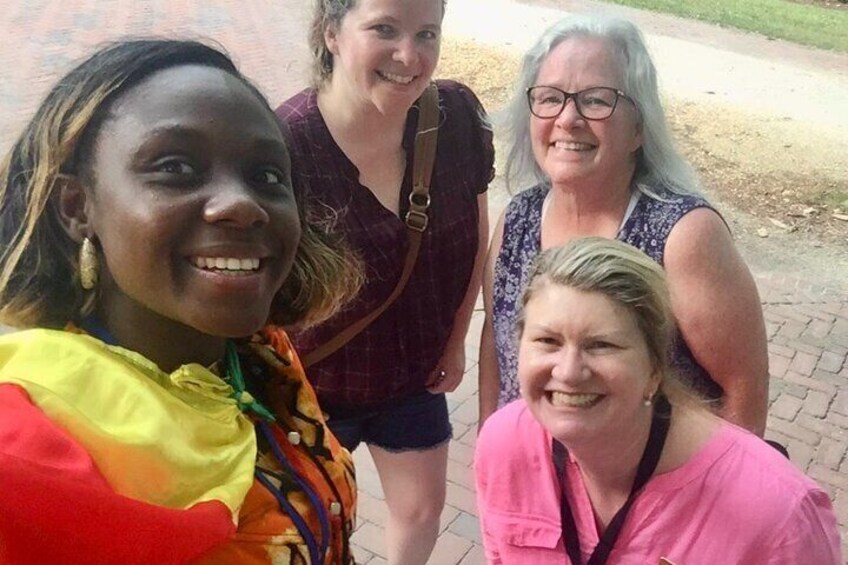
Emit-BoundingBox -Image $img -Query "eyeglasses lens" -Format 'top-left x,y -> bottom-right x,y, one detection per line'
528,87 -> 619,120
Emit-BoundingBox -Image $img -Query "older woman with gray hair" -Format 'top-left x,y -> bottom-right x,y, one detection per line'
475,238 -> 840,563
478,15 -> 768,435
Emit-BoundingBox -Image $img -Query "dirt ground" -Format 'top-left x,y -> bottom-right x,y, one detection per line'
437,37 -> 848,289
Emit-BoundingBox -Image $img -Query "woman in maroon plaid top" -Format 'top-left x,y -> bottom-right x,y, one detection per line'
275,1 -> 493,563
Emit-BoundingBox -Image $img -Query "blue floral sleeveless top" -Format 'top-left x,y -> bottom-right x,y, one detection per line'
492,183 -> 722,407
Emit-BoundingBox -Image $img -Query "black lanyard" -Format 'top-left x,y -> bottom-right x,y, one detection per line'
552,395 -> 672,565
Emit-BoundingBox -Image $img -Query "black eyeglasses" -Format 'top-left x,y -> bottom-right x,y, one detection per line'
526,86 -> 635,120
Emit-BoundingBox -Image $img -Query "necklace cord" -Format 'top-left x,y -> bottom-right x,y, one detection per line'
258,421 -> 332,563
553,395 -> 672,565
224,341 -> 276,422
224,341 -> 334,562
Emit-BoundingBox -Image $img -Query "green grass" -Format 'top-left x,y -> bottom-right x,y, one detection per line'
602,0 -> 848,52
814,190 -> 848,210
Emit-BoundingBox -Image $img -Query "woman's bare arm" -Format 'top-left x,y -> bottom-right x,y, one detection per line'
665,208 -> 769,435
478,211 -> 506,431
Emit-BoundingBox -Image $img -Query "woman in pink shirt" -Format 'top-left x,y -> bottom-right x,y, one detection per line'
475,237 -> 842,564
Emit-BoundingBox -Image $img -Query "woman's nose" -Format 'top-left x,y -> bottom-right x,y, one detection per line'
393,37 -> 419,66
554,97 -> 584,128
203,180 -> 269,229
550,347 -> 589,383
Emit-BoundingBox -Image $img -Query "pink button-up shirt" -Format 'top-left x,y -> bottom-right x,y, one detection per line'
475,400 -> 842,564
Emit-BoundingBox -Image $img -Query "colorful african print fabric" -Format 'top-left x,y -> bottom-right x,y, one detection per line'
0,326 -> 355,564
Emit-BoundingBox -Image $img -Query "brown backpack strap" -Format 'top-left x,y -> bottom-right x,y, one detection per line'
303,83 -> 440,368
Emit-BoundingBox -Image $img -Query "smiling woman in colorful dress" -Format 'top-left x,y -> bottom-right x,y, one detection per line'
276,1 -> 494,563
475,237 -> 841,564
0,39 -> 362,564
477,15 -> 769,437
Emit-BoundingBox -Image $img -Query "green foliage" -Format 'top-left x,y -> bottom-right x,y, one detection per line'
603,0 -> 848,52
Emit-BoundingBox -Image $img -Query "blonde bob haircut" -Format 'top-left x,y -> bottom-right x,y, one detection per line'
517,237 -> 679,394
0,39 -> 362,330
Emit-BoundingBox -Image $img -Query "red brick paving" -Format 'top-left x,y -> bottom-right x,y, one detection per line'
0,1 -> 313,150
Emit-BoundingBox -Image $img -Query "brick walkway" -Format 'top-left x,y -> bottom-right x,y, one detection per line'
0,1 -> 846,563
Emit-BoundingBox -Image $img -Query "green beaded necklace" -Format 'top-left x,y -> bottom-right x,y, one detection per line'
224,341 -> 276,422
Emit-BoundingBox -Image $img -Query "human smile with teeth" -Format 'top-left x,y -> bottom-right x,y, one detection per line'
80,64 -> 301,340
377,70 -> 416,85
530,37 -> 643,189
320,0 -> 441,116
518,283 -> 659,444
548,390 -> 603,408
192,256 -> 261,273
553,140 -> 596,152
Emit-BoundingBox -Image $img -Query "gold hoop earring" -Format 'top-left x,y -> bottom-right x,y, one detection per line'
79,237 -> 99,290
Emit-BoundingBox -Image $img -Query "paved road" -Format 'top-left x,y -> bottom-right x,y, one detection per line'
1,1 -> 846,562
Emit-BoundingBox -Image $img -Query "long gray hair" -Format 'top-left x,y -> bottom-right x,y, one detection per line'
500,15 -> 699,197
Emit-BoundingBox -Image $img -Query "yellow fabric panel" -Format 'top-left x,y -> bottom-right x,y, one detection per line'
0,329 -> 256,517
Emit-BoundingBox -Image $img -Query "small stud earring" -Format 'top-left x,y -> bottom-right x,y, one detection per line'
643,393 -> 654,407
79,237 -> 99,290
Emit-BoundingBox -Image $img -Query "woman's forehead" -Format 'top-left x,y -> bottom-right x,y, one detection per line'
110,66 -> 257,116
538,36 -> 624,86
100,65 -> 280,142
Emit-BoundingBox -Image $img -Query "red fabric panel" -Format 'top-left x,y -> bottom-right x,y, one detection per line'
0,384 -> 235,564
0,384 -> 111,486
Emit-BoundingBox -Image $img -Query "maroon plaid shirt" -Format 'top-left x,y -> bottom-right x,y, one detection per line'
277,80 -> 494,408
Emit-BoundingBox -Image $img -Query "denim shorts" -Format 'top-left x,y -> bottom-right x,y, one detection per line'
325,392 -> 452,453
